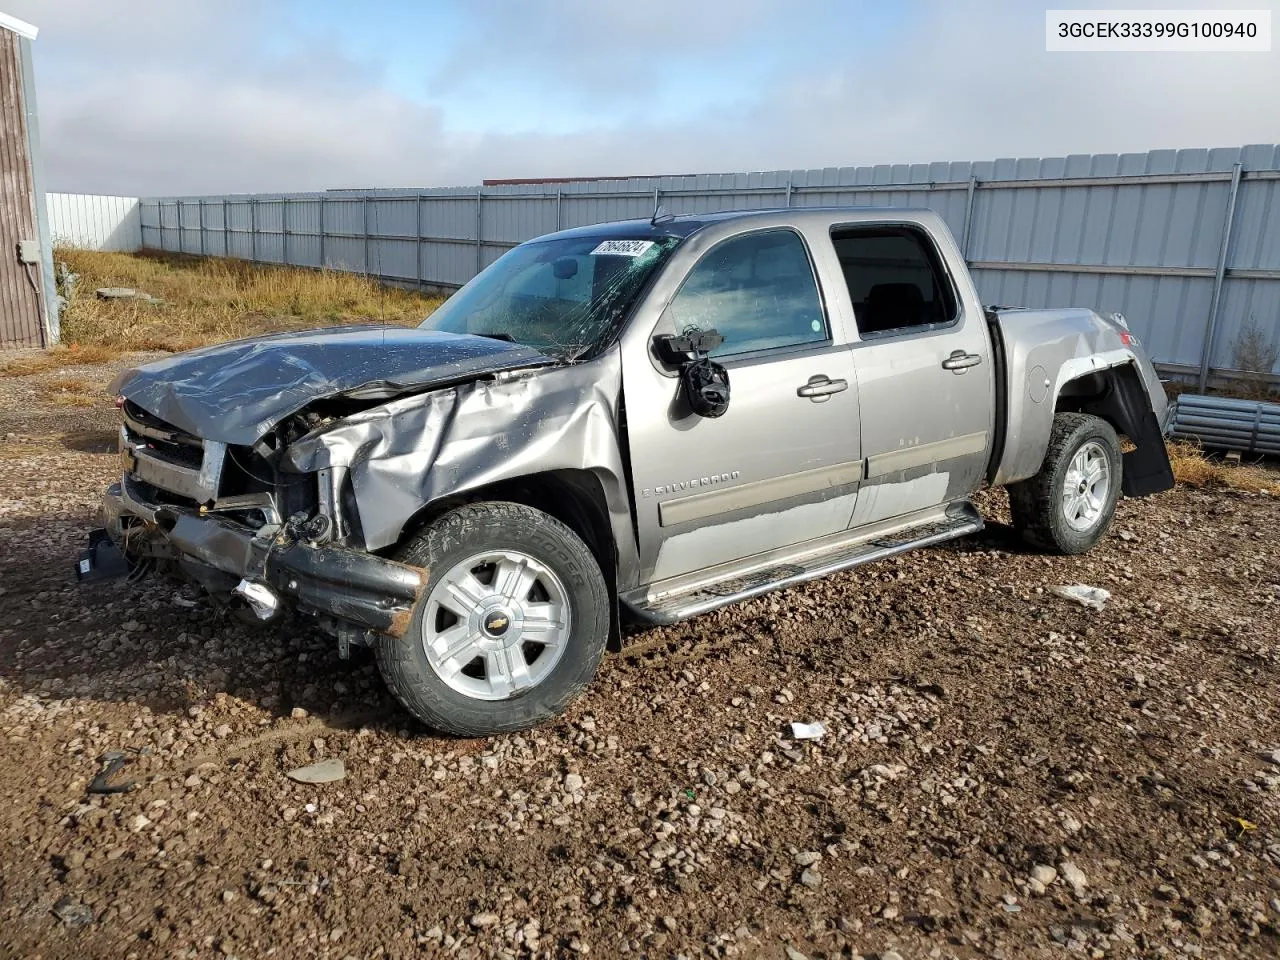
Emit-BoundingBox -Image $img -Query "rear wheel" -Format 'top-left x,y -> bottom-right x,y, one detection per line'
376,501 -> 609,736
1008,412 -> 1122,555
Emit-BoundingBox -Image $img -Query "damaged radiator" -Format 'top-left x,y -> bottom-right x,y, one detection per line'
1169,393 -> 1280,456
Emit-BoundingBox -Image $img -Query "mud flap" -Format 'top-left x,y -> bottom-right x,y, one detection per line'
1122,409 -> 1176,497
75,529 -> 130,582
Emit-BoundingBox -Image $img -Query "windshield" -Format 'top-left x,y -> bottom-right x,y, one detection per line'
419,234 -> 681,359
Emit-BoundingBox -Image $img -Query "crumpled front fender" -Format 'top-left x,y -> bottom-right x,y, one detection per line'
282,353 -> 641,587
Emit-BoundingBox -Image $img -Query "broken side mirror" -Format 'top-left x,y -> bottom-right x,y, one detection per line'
680,357 -> 730,418
653,329 -> 730,418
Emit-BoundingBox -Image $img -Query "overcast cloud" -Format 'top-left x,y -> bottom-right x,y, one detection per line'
8,0 -> 1280,196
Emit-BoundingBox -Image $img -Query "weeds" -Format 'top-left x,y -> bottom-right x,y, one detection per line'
1,344 -> 121,377
1166,440 -> 1278,494
53,247 -> 444,353
1229,320 -> 1279,400
37,375 -> 104,408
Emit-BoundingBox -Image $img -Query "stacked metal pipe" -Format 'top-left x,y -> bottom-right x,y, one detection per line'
1169,393 -> 1280,455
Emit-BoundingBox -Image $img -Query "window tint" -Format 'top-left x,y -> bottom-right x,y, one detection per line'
663,230 -> 827,357
831,227 -> 958,337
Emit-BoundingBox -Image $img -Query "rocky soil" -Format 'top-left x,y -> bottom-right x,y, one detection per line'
1,394 -> 1279,959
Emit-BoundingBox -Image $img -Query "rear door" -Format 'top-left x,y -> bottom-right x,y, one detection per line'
830,221 -> 994,527
620,227 -> 862,585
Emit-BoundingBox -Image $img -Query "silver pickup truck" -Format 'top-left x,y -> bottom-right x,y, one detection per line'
88,208 -> 1174,735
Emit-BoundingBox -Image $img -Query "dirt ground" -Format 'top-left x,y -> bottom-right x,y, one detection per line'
1,358 -> 1279,960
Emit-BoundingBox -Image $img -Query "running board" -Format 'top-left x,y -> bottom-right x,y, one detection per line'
622,504 -> 983,625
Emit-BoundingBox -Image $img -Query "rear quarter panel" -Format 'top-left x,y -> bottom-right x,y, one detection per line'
992,308 -> 1163,485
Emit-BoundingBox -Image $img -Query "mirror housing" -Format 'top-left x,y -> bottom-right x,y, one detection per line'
653,329 -> 730,418
680,358 -> 730,418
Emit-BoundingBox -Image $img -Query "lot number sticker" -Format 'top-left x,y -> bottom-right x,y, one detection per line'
590,239 -> 655,257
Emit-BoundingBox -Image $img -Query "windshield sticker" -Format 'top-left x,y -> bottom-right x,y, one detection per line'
590,239 -> 656,257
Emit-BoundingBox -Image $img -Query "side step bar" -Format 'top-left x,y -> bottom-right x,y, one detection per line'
622,504 -> 983,625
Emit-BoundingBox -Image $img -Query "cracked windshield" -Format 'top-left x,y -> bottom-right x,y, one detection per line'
420,235 -> 682,358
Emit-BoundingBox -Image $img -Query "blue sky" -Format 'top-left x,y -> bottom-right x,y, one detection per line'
8,0 -> 1279,195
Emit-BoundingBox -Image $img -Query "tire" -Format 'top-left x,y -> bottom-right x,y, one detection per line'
1008,413 -> 1123,555
376,501 -> 609,736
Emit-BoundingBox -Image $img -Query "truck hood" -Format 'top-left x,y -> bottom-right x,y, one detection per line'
110,325 -> 553,445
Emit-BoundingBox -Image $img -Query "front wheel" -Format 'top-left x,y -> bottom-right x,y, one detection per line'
1008,412 -> 1123,555
376,502 -> 609,736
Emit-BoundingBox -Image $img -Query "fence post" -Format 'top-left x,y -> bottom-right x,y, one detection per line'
250,197 -> 258,262
475,188 -> 483,276
319,196 -> 326,270
282,198 -> 290,267
177,200 -> 184,253
221,199 -> 228,257
414,194 -> 423,283
364,196 -> 371,276
785,178 -> 793,207
198,199 -> 206,255
961,176 -> 978,259
555,189 -> 563,230
1199,161 -> 1243,391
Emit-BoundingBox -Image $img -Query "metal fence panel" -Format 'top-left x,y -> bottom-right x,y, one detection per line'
46,193 -> 140,251
47,144 -> 1280,383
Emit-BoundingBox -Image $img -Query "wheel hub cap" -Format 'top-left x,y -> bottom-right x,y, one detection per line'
1062,441 -> 1110,532
482,610 -> 511,637
421,550 -> 572,701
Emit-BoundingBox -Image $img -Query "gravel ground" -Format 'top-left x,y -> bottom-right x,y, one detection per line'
1,366 -> 1279,959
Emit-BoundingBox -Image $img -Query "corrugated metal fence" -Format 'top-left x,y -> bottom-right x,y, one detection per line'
119,144 -> 1280,385
47,192 -> 141,251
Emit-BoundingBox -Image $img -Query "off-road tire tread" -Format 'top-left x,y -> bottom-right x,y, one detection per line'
1008,412 -> 1122,555
376,502 -> 609,736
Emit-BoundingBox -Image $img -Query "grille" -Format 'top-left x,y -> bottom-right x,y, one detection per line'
120,401 -> 224,503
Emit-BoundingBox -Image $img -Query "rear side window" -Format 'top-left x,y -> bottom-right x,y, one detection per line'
831,226 -> 958,337
662,229 -> 827,357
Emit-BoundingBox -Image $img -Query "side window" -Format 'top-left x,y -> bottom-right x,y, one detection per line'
831,227 -> 958,337
662,230 -> 827,357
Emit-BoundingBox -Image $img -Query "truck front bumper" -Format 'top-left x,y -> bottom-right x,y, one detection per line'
91,476 -> 428,637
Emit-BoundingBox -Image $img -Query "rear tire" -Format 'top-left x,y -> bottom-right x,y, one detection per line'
376,502 -> 609,736
1008,413 -> 1122,555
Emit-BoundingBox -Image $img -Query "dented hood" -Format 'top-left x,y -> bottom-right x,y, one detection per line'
110,325 -> 552,445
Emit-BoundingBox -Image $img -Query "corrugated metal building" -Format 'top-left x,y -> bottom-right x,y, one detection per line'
0,10 -> 56,348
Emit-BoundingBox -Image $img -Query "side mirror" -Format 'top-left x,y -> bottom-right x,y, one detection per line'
680,357 -> 730,418
653,330 -> 730,418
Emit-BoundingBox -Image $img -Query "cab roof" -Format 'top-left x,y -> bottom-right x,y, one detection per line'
537,206 -> 936,244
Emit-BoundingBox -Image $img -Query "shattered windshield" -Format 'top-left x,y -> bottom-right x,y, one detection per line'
419,234 -> 681,359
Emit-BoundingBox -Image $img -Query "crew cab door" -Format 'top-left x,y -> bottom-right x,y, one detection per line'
829,221 -> 994,526
620,227 -> 862,585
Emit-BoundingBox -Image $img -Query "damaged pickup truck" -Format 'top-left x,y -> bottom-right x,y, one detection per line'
89,208 -> 1175,736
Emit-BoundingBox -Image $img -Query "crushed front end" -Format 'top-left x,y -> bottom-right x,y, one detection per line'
85,398 -> 428,643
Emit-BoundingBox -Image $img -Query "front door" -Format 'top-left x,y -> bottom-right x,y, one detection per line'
831,223 -> 994,527
621,227 -> 862,586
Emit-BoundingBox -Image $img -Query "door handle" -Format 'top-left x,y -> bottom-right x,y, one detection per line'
796,375 -> 849,401
941,350 -> 982,372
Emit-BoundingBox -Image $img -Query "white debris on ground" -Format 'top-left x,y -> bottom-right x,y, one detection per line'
1048,583 -> 1111,611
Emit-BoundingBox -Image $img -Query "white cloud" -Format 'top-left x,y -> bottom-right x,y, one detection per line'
11,0 -> 1280,196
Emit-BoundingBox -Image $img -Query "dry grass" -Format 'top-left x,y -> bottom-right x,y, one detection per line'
36,375 -> 105,408
53,247 -> 444,354
1167,440 -> 1279,494
0,344 -> 120,377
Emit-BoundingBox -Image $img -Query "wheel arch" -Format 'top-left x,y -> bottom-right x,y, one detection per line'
396,469 -> 624,650
998,358 -> 1173,497
1052,364 -> 1175,497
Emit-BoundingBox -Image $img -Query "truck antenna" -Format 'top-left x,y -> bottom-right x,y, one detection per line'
650,202 -> 673,227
